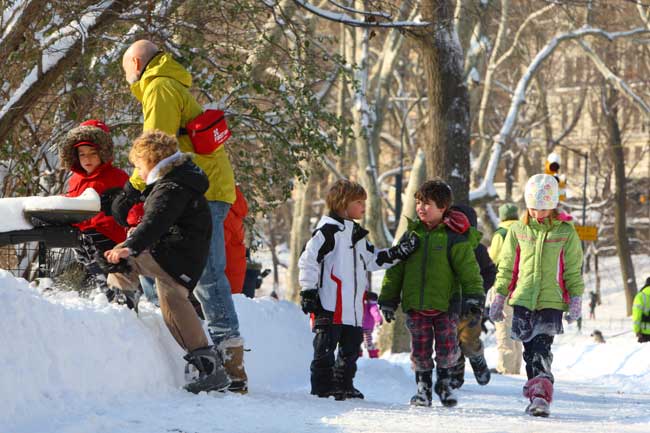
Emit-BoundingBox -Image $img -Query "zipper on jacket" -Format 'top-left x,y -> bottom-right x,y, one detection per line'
420,234 -> 429,310
353,241 -> 358,326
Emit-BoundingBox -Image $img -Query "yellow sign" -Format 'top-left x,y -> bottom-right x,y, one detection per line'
575,225 -> 598,241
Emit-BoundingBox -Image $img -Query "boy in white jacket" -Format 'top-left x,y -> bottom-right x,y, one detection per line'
298,179 -> 418,400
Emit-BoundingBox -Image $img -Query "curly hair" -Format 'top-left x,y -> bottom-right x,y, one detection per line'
129,130 -> 178,165
414,179 -> 453,210
326,179 -> 367,213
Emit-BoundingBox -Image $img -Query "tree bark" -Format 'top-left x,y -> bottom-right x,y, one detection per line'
287,171 -> 318,303
0,1 -> 130,143
603,86 -> 637,316
417,0 -> 471,203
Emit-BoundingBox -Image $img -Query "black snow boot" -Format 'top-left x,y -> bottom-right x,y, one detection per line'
435,368 -> 458,407
449,355 -> 465,390
469,354 -> 491,385
410,371 -> 433,407
344,385 -> 364,400
183,346 -> 231,394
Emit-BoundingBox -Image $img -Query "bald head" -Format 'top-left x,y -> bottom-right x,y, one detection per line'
122,40 -> 160,85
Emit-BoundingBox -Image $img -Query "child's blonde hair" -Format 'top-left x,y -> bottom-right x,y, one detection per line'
129,130 -> 177,166
326,179 -> 367,213
522,209 -> 559,225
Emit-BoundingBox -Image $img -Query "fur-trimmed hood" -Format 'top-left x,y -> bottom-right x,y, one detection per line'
147,152 -> 208,196
59,125 -> 113,170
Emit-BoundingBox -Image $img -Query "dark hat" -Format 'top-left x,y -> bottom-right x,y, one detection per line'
498,203 -> 519,221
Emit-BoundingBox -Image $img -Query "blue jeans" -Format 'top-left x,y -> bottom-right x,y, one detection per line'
139,276 -> 159,306
194,200 -> 240,345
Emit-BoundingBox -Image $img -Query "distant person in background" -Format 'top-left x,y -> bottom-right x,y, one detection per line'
487,203 -> 523,376
632,277 -> 650,343
588,291 -> 599,320
448,204 -> 497,390
361,291 -> 382,358
225,187 -> 248,294
489,174 -> 584,417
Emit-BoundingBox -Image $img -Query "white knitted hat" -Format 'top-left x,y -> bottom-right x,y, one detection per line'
524,174 -> 559,210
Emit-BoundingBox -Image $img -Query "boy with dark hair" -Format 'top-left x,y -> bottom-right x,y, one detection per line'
298,179 -> 418,400
379,179 -> 484,408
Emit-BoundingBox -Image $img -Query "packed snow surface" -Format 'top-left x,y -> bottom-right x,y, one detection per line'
2,262 -> 650,433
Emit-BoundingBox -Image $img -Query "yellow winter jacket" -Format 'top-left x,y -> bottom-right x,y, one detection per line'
632,285 -> 650,335
129,53 -> 236,204
488,219 -> 517,266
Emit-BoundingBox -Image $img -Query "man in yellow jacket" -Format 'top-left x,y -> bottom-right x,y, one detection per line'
122,40 -> 247,392
632,277 -> 650,343
487,203 -> 522,375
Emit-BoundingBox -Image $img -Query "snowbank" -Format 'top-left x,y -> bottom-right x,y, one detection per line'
0,271 -> 312,431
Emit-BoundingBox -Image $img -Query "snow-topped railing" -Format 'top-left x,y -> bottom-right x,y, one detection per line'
470,26 -> 650,202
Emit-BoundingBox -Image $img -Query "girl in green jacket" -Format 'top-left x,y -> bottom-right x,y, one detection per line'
489,174 -> 584,418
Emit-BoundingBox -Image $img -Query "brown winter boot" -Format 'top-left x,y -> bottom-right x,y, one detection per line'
221,337 -> 248,394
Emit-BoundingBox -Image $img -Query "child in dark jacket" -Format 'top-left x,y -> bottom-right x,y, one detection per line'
298,179 -> 418,400
104,130 -> 229,394
58,120 -> 129,297
379,180 -> 484,408
447,204 -> 497,390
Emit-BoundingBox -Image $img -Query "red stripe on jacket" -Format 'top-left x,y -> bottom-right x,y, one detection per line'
557,248 -> 570,303
507,244 -> 521,298
331,269 -> 343,324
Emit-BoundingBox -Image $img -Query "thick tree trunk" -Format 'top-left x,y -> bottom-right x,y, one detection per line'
603,87 -> 637,316
418,1 -> 471,204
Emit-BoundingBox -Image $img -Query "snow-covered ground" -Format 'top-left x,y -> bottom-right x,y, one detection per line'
1,253 -> 649,433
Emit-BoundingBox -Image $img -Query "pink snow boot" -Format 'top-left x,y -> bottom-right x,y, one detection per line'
368,349 -> 380,358
523,376 -> 553,417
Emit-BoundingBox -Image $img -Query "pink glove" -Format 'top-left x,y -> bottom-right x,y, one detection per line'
489,293 -> 506,322
565,296 -> 582,323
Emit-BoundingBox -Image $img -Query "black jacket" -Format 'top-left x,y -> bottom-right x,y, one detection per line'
476,243 -> 497,293
112,154 -> 212,289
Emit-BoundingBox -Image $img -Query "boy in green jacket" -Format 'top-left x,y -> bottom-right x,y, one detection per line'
379,180 -> 484,408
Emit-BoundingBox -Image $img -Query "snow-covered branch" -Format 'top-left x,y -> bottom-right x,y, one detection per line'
0,1 -> 128,143
292,0 -> 430,28
470,26 -> 650,202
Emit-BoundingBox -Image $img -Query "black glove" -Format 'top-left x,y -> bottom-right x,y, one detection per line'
299,289 -> 321,314
462,294 -> 485,326
388,232 -> 420,261
379,301 -> 397,323
100,187 -> 124,216
95,252 -> 131,275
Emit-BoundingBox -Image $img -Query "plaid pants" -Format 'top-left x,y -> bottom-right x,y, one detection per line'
406,310 -> 459,371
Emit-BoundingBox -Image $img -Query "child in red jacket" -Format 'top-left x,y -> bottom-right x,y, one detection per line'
58,120 -> 129,299
225,186 -> 248,294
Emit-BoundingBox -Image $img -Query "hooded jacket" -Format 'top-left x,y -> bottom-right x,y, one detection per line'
129,52 -> 236,204
114,153 -> 212,289
60,126 -> 128,243
493,215 -> 584,311
379,211 -> 484,313
298,214 -> 402,327
632,283 -> 650,335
